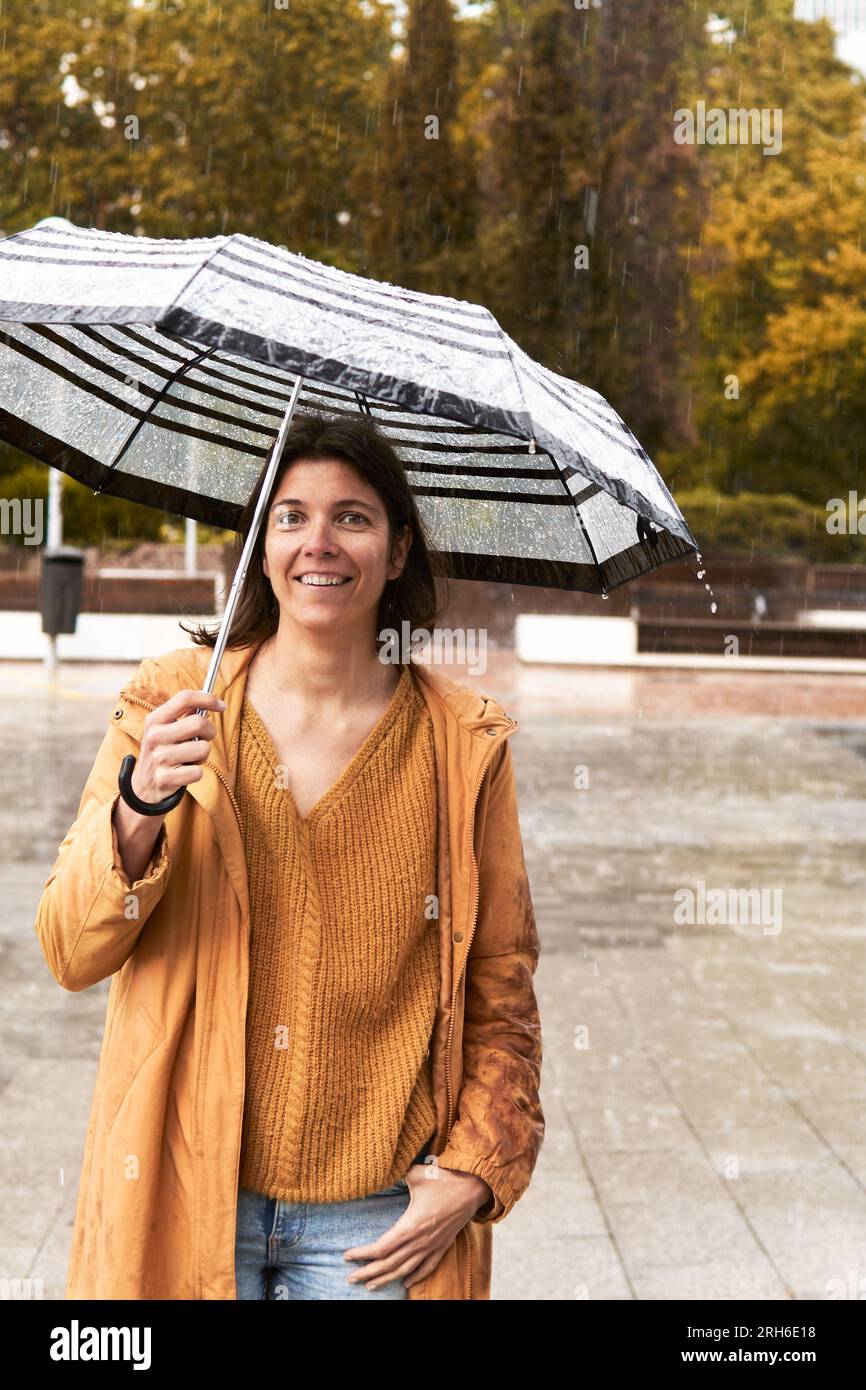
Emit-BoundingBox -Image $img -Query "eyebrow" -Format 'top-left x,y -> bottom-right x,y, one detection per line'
269,497 -> 375,514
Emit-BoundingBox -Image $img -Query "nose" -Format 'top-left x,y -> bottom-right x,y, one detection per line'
302,514 -> 339,553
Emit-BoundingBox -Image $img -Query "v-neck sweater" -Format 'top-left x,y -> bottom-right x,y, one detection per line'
235,664 -> 440,1203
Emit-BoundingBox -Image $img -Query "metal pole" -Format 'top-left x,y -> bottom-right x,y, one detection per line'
198,372 -> 305,698
44,466 -> 63,676
185,516 -> 197,575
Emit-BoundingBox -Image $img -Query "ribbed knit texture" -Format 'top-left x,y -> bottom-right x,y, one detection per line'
236,664 -> 440,1203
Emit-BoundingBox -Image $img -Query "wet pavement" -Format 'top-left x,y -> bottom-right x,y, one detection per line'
2,654 -> 865,1300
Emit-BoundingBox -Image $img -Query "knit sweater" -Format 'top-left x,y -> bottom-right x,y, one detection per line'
236,663 -> 440,1203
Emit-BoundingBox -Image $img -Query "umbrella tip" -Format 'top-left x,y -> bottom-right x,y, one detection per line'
33,215 -> 77,231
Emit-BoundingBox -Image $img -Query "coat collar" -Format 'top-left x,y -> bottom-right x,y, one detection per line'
115,636 -> 518,745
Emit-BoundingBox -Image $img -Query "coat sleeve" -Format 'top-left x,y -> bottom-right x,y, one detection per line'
434,736 -> 544,1224
34,715 -> 171,992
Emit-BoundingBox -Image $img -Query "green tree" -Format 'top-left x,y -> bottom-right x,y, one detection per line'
353,0 -> 478,298
582,0 -> 710,462
458,0 -> 593,362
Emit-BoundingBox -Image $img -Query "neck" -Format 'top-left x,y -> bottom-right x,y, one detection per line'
255,619 -> 400,709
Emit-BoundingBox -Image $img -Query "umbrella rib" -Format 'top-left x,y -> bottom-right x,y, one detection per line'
96,342 -> 220,492
545,449 -> 603,586
488,312 -> 533,445
484,313 -> 607,589
505,339 -> 605,581
542,437 -> 604,580
570,492 -> 602,588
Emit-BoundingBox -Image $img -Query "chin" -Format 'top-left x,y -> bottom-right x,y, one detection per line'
285,605 -> 352,632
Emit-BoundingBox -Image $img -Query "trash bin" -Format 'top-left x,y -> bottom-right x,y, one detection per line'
40,546 -> 85,636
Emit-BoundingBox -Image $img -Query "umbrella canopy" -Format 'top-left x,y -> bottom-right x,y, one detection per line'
0,217 -> 698,595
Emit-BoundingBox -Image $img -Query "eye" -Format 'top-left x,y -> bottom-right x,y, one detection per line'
341,511 -> 368,525
274,510 -> 300,527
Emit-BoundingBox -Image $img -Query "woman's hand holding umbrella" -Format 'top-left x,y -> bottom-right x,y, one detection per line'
113,690 -> 225,881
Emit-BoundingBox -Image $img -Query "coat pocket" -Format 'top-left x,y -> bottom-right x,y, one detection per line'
100,1000 -> 166,1134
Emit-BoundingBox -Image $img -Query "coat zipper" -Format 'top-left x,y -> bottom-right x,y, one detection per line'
442,717 -> 517,1300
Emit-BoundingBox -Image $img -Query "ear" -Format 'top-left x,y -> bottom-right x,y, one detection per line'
387,524 -> 412,581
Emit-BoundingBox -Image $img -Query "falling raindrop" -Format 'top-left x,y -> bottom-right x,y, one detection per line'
691,551 -> 718,616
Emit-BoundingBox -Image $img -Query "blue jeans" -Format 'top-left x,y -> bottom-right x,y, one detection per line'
234,1142 -> 431,1300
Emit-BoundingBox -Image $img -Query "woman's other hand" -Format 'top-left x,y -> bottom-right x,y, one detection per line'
343,1161 -> 492,1290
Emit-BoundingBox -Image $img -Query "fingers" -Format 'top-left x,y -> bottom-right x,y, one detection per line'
143,690 -> 225,749
347,1237 -> 453,1290
161,736 -> 216,764
132,690 -> 226,804
149,688 -> 226,729
402,1241 -> 453,1287
344,1203 -> 463,1289
344,1212 -> 414,1264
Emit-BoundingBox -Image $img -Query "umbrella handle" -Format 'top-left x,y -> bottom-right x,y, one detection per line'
118,755 -> 186,815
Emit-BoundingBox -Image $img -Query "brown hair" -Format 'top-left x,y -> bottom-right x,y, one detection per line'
180,408 -> 449,653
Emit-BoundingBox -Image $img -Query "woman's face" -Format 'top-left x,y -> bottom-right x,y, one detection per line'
261,455 -> 412,643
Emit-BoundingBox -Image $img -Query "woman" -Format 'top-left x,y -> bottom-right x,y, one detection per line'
34,409 -> 544,1300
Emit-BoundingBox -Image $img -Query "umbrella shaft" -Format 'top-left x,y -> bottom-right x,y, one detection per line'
197,374 -> 305,710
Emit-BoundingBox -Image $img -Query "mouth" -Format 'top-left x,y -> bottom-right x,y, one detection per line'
294,573 -> 353,587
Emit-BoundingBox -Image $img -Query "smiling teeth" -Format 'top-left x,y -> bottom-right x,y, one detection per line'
300,575 -> 347,585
